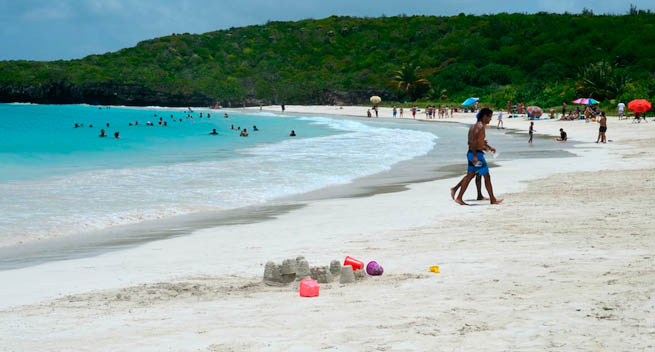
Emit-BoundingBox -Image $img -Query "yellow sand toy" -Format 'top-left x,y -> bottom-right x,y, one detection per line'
429,265 -> 440,273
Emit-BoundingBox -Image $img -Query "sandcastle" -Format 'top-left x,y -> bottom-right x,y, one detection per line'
263,256 -> 366,287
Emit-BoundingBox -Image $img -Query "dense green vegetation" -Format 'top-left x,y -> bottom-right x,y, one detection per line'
2,10 -> 655,108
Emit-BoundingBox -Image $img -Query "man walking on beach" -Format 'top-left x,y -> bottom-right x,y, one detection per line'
454,108 -> 502,205
617,102 -> 625,120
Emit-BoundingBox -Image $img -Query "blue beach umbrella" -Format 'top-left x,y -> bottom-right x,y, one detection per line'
462,97 -> 479,106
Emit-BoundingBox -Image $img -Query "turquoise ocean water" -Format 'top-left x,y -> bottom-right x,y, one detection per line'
0,104 -> 438,244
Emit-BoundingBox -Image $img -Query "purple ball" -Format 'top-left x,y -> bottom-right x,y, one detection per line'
366,261 -> 384,276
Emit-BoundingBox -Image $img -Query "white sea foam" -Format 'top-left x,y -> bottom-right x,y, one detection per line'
0,116 -> 436,245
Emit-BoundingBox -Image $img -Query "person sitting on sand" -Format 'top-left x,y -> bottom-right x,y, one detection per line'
99,129 -> 107,137
290,130 -> 296,137
240,129 -> 248,137
555,128 -> 567,142
210,128 -> 218,135
633,113 -> 641,123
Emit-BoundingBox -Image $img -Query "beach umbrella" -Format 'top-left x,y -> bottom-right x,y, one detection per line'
572,98 -> 600,105
462,97 -> 479,106
370,96 -> 382,104
627,99 -> 651,113
527,106 -> 543,118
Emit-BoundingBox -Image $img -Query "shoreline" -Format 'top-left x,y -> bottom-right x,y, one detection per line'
0,106 -> 574,266
1,105 -> 654,350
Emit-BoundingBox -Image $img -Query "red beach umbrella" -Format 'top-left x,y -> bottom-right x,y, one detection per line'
526,106 -> 543,118
628,99 -> 651,113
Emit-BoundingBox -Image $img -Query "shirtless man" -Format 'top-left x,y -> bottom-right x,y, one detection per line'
596,112 -> 607,143
453,108 -> 502,205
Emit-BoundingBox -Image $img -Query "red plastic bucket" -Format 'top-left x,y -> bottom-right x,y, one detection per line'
343,256 -> 364,271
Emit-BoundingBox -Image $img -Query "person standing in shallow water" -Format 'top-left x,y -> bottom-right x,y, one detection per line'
528,122 -> 535,144
453,108 -> 502,206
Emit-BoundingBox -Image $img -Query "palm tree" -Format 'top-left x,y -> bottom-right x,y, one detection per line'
427,87 -> 448,101
576,61 -> 628,101
391,63 -> 431,101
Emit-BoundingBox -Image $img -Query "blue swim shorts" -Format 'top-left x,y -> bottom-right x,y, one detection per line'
467,151 -> 489,175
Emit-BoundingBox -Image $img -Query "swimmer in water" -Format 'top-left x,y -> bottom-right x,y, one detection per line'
74,123 -> 79,128
99,129 -> 107,137
240,128 -> 249,137
114,132 -> 120,139
253,125 -> 259,131
290,130 -> 296,137
224,113 -> 229,118
210,128 -> 219,135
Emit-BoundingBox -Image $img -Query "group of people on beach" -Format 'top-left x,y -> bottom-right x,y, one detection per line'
450,102 -> 609,206
367,106 -> 462,119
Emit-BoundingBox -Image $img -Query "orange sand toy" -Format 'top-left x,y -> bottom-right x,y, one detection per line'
299,279 -> 320,297
429,265 -> 440,273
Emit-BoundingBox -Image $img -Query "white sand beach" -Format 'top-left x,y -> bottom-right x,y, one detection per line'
1,106 -> 654,351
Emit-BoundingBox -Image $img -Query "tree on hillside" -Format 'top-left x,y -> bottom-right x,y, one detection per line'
427,87 -> 448,101
391,63 -> 431,101
576,61 -> 628,101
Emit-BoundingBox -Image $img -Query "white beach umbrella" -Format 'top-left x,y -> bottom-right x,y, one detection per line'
370,96 -> 382,104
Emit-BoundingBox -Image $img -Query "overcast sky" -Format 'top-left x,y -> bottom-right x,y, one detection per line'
1,0 -> 653,61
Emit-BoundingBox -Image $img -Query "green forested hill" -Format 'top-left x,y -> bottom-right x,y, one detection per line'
2,12 -> 655,107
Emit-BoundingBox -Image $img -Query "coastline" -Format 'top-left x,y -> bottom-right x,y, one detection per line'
1,105 -> 654,351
